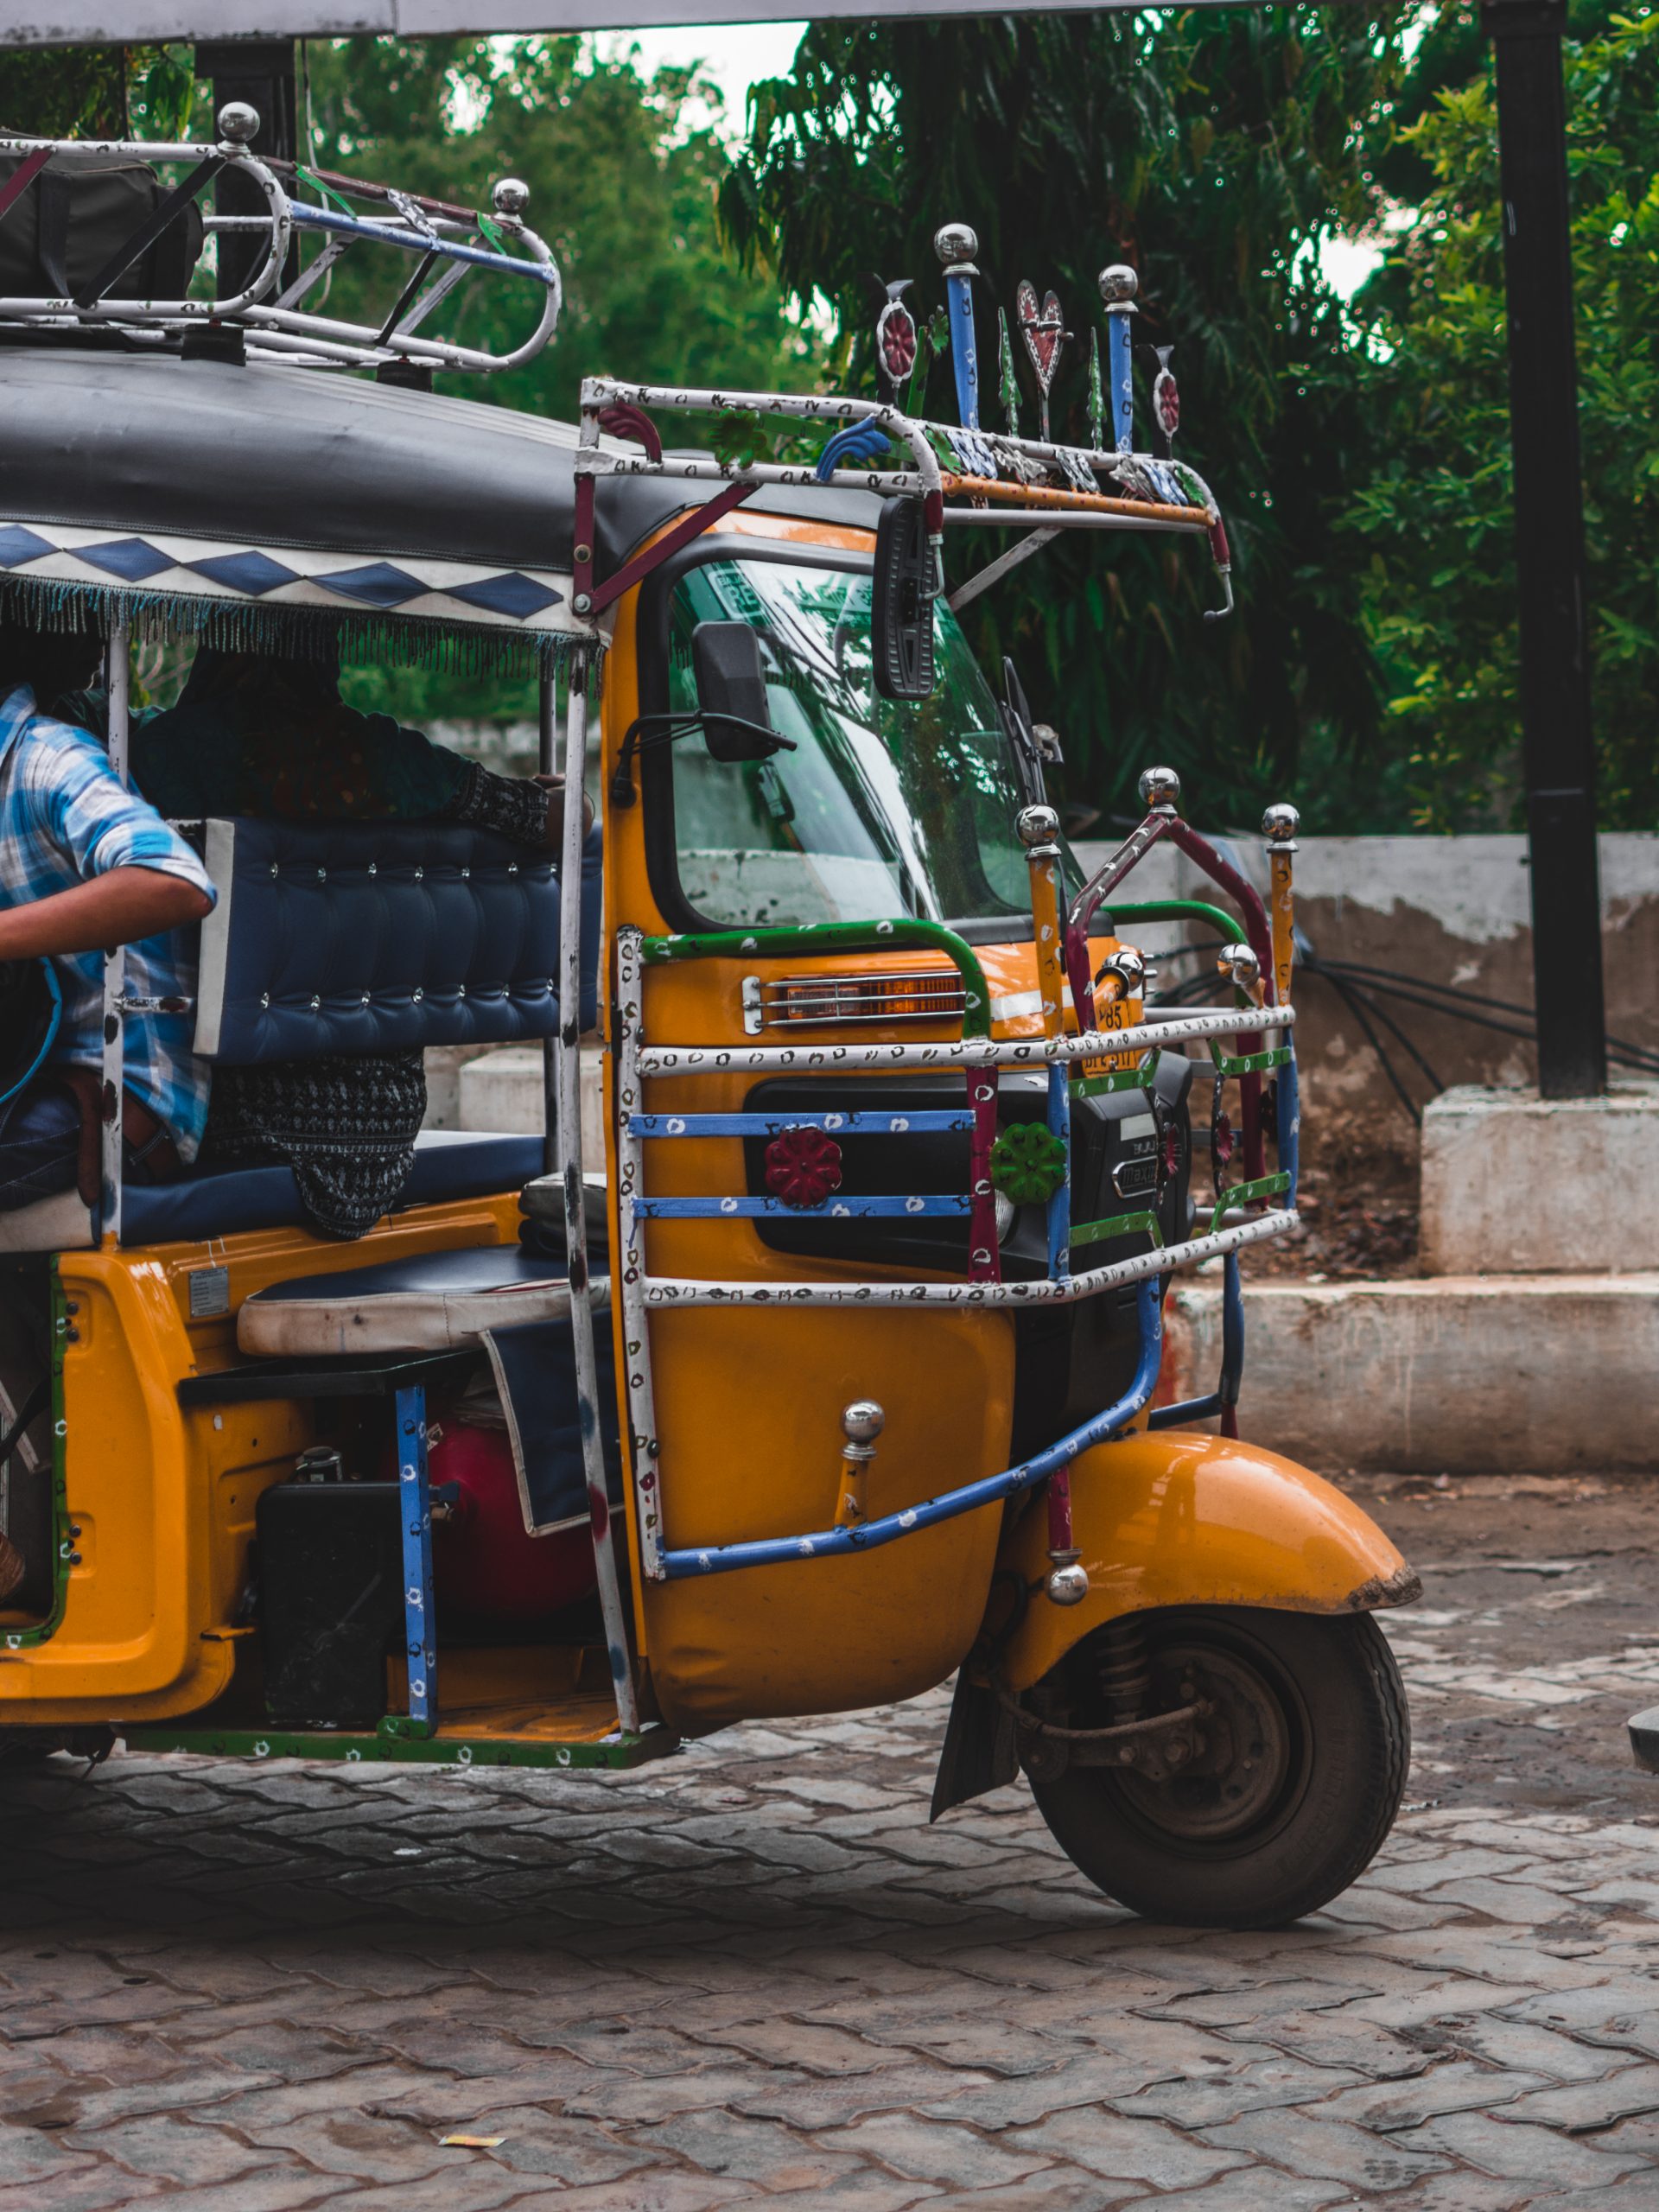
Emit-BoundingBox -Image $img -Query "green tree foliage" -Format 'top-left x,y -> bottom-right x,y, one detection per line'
721,10 -> 1414,832
300,36 -> 808,425
1346,11 -> 1659,829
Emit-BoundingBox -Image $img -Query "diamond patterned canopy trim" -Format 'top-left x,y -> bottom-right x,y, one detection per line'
74,537 -> 176,582
0,519 -> 585,638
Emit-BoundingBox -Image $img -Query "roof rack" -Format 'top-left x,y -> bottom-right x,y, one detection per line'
0,103 -> 559,374
573,378 -> 1235,622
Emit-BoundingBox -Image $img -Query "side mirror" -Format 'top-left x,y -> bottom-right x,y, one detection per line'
872,497 -> 937,701
692,621 -> 784,763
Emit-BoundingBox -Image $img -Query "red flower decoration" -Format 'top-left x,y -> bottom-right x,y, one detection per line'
765,1126 -> 844,1210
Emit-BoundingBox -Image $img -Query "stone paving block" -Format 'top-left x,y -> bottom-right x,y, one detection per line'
1198,2103 -> 1452,2191
700,2019 -> 899,2075
1448,2018 -> 1637,2082
1234,2005 -> 1433,2080
918,2178 -> 1144,2212
1498,2063 -> 1659,2133
1008,2106 -> 1250,2190
1320,2057 -> 1548,2132
1412,2109 -> 1649,2186
1104,2055 -> 1364,2130
733,2063 -> 1004,2133
916,2056 -> 1173,2132
99,2174 -> 352,2212
0,2122 -> 99,2185
1381,2174 -> 1572,2212
1137,1976 -> 1370,2026
1427,1878 -> 1605,1927
633,2107 -> 875,2191
442,2106 -> 662,2187
1125,2172 -> 1354,2211
0,2168 -> 168,2212
64,2113 -> 270,2187
1344,1979 -> 1540,2031
237,2113 -> 469,2185
819,2112 -> 1055,2190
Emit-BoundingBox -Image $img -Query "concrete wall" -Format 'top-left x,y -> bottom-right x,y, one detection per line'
1074,831 -> 1659,1162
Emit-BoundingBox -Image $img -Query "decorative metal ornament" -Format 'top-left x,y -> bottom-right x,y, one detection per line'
764,1125 -> 844,1210
1088,329 -> 1105,454
875,279 -> 918,404
996,308 -> 1022,437
1151,345 -> 1179,448
989,1122 -> 1068,1206
1015,280 -> 1067,445
1097,261 -> 1138,453
1137,764 -> 1182,815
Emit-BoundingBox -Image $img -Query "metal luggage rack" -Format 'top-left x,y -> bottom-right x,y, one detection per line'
0,105 -> 559,373
607,775 -> 1305,1597
572,378 -> 1236,621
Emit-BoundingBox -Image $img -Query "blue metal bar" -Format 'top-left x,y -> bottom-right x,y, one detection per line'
631,1111 -> 974,1138
1219,1249 -> 1245,1418
394,1384 -> 437,1735
291,201 -> 557,285
944,264 -> 981,430
1148,1392 -> 1223,1432
1278,1046 -> 1300,1203
1045,1062 -> 1071,1280
658,1277 -> 1163,1578
1107,306 -> 1135,453
634,1194 -> 970,1221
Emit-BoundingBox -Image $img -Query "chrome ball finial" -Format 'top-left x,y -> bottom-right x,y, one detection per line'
1097,263 -> 1139,306
1137,765 -> 1181,815
1016,803 -> 1061,851
1095,946 -> 1147,1001
1217,943 -> 1262,990
1046,1559 -> 1090,1605
841,1401 -> 885,1447
1262,801 -> 1301,846
493,176 -> 531,219
934,222 -> 979,269
217,101 -> 261,145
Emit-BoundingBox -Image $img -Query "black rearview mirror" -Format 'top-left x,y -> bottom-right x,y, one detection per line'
692,621 -> 785,763
873,497 -> 938,701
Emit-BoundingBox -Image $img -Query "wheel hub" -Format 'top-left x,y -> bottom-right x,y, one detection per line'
1115,1641 -> 1294,1842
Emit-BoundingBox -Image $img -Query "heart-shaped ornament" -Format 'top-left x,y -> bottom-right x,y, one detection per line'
1017,280 -> 1065,392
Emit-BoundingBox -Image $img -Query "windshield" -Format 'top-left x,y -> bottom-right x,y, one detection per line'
662,556 -> 1047,930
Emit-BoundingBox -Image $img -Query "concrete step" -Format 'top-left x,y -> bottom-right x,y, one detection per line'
1166,1272 -> 1659,1474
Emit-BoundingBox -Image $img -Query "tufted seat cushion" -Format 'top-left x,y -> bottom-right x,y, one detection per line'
238,1243 -> 611,1358
0,1128 -> 543,1255
194,817 -> 601,1063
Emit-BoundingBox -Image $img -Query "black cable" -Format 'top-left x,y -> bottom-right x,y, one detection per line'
1313,957 -> 1659,1074
1324,972 -> 1422,1127
1335,976 -> 1446,1097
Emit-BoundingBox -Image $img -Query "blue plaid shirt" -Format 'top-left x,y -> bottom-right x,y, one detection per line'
0,685 -> 217,1161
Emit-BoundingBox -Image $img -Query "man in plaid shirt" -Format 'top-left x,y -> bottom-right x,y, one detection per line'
0,613 -> 215,1213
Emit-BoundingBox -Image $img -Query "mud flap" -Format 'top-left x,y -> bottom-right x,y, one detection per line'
930,1669 -> 1020,1822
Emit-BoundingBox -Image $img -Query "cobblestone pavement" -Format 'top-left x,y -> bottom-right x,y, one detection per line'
5,1474 -> 1659,2211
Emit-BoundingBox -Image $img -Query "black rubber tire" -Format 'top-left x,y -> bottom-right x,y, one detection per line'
1027,1605 -> 1410,1929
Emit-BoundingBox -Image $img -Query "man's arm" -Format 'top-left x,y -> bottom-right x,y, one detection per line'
0,866 -> 213,961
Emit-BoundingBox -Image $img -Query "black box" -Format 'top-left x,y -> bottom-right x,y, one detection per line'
256,1478 -> 405,1730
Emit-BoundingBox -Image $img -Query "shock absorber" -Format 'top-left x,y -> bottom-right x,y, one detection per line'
1096,1615 -> 1150,1726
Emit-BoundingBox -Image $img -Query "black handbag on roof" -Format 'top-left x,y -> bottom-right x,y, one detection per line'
0,147 -> 204,302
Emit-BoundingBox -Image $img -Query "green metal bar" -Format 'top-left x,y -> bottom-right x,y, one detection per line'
1071,1060 -> 1160,1098
641,921 -> 993,1039
118,1723 -> 682,1770
1208,1173 -> 1292,1235
1107,897 -> 1239,941
1071,1208 -> 1164,1252
1210,1043 -> 1293,1077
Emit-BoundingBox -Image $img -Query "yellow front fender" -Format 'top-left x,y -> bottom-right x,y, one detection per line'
997,1427 -> 1418,1693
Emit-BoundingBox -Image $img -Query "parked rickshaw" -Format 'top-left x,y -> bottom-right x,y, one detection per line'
0,111 -> 1417,1928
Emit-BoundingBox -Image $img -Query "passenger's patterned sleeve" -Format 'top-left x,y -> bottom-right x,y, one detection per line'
443,757 -> 550,847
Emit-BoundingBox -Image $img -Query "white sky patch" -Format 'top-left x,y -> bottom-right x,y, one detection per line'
587,18 -> 808,135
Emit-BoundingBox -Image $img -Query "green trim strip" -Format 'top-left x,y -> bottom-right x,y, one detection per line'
1107,898 -> 1238,942
1209,1173 -> 1293,1235
641,920 -> 993,1038
1071,1209 -> 1164,1252
3,1261 -> 73,1655
1071,1058 -> 1160,1098
118,1723 -> 681,1770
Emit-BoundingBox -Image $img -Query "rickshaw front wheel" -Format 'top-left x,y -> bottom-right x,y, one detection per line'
1025,1606 -> 1409,1929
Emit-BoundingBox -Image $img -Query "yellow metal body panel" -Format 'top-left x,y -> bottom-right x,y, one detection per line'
0,1195 -> 518,1721
996,1427 -> 1416,1693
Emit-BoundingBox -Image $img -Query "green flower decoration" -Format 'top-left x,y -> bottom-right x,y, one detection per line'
990,1123 -> 1067,1205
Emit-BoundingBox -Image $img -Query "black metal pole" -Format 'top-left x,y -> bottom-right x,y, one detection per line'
1483,0 -> 1605,1098
196,38 -> 297,298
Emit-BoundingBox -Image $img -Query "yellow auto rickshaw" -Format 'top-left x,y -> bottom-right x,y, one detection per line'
0,110 -> 1415,1928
